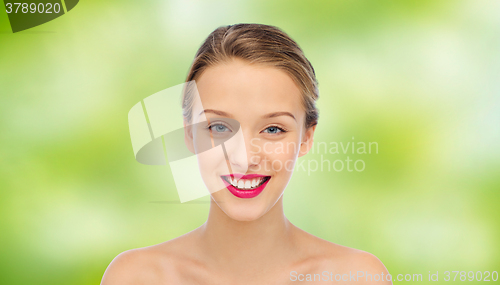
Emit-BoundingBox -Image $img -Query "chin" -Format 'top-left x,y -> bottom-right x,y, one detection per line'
214,197 -> 272,222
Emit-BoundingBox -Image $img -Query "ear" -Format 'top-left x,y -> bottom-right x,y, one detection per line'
298,125 -> 316,157
184,120 -> 195,154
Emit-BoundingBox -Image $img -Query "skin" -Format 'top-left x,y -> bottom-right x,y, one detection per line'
101,58 -> 392,284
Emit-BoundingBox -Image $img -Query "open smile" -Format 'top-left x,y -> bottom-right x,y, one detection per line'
220,174 -> 271,198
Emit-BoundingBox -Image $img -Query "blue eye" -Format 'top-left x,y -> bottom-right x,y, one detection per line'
209,124 -> 230,133
263,126 -> 284,134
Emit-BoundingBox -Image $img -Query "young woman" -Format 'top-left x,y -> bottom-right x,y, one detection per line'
102,24 -> 391,284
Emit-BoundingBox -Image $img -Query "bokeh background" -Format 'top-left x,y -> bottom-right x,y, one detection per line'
1,0 -> 499,284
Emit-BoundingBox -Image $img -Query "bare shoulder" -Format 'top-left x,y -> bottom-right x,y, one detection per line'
324,242 -> 389,274
101,231 -> 203,285
100,247 -> 165,285
292,228 -> 392,284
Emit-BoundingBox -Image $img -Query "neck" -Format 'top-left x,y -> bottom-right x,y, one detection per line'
198,196 -> 296,270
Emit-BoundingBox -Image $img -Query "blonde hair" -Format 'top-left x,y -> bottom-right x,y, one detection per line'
183,23 -> 319,128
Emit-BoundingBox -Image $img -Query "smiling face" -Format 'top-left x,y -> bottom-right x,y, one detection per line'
185,58 -> 315,221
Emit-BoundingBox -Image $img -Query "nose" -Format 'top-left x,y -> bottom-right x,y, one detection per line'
223,127 -> 260,174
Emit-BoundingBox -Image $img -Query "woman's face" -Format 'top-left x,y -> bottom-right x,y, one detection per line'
185,58 -> 315,221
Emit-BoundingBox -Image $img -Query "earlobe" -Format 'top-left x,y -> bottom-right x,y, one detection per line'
184,121 -> 195,154
298,125 -> 316,157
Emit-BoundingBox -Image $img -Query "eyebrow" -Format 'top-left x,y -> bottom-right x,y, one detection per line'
199,109 -> 296,121
199,109 -> 233,117
262,112 -> 296,121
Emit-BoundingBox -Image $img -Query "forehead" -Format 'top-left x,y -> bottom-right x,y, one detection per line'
194,59 -> 304,121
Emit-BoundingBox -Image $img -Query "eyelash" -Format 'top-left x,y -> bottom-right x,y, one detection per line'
206,123 -> 288,135
207,122 -> 232,132
261,125 -> 288,135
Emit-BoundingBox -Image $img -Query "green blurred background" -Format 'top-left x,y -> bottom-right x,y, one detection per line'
1,0 -> 499,284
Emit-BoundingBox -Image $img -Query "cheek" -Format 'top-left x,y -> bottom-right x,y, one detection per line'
260,139 -> 301,173
196,146 -> 229,194
192,129 -> 226,169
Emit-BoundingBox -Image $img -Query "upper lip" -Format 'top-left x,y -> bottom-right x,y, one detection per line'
221,173 -> 269,179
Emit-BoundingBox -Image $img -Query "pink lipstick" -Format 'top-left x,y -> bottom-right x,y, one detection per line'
220,174 -> 271,199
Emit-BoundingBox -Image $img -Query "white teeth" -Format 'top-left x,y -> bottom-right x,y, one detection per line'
226,176 -> 267,190
238,180 -> 245,189
228,177 -> 237,187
